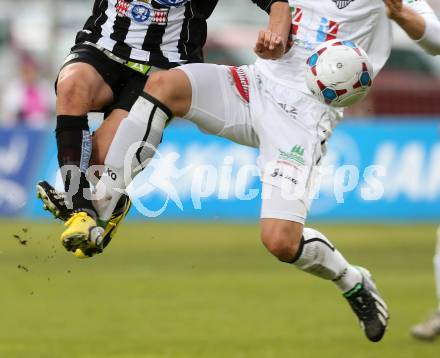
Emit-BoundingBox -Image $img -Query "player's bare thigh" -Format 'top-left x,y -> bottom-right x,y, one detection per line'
56,62 -> 114,115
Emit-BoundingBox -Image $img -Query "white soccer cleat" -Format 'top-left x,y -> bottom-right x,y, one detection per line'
411,313 -> 440,341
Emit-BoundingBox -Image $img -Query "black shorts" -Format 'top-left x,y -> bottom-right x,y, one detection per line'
56,44 -> 149,114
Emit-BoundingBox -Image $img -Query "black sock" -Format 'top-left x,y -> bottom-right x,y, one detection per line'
56,115 -> 95,215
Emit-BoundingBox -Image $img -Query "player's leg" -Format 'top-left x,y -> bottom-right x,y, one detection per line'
92,70 -> 182,221
94,64 -> 254,223
57,62 -> 114,114
261,218 -> 363,291
76,71 -> 151,253
89,109 -> 132,252
45,67 -> 148,256
41,67 -> 146,211
37,106 -> 132,258
51,45 -> 119,252
56,61 -> 113,218
253,79 -> 388,341
259,192 -> 388,342
37,44 -> 135,255
411,226 -> 440,340
260,193 -> 360,288
91,109 -> 128,167
42,68 -> 179,255
37,108 -> 128,220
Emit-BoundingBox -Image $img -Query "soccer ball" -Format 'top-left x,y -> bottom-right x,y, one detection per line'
305,39 -> 373,108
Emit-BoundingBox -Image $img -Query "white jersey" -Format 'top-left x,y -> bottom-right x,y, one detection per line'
256,0 -> 437,93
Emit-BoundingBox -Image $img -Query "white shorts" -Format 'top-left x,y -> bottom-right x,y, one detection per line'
179,64 -> 341,224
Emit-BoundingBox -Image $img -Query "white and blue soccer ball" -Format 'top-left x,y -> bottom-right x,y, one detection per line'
305,39 -> 373,108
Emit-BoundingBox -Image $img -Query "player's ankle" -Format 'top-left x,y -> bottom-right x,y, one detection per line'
333,265 -> 363,294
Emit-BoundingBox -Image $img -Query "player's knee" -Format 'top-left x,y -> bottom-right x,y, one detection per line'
57,75 -> 93,111
146,71 -> 175,101
145,70 -> 190,116
261,222 -> 303,262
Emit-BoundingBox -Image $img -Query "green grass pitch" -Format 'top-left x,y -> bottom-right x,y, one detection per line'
1,221 -> 439,357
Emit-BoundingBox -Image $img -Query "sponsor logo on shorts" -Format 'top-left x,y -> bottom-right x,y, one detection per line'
271,168 -> 298,185
116,0 -> 169,25
125,61 -> 151,75
332,0 -> 355,9
278,145 -> 305,166
229,67 -> 250,103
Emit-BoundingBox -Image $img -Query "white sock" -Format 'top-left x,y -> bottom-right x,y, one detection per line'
292,228 -> 363,294
435,226 -> 440,312
93,93 -> 171,221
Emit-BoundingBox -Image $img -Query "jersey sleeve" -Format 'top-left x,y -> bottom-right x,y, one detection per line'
251,0 -> 288,14
405,0 -> 440,55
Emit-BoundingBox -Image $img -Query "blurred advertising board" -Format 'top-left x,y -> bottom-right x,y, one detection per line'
0,119 -> 439,221
0,127 -> 49,217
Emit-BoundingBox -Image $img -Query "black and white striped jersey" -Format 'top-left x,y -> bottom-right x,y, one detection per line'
75,0 -> 286,69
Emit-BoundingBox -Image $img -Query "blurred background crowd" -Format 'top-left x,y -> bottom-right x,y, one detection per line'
0,0 -> 439,129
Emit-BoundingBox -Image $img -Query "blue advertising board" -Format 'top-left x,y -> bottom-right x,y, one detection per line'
0,128 -> 50,217
0,119 -> 439,221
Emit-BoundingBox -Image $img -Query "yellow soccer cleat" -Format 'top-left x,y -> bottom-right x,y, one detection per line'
73,248 -> 88,259
72,245 -> 103,259
68,198 -> 131,259
73,198 -> 131,259
72,236 -> 104,258
37,181 -> 130,257
60,212 -> 98,253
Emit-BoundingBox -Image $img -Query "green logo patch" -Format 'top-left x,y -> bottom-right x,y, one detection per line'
125,61 -> 151,75
279,145 -> 305,166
